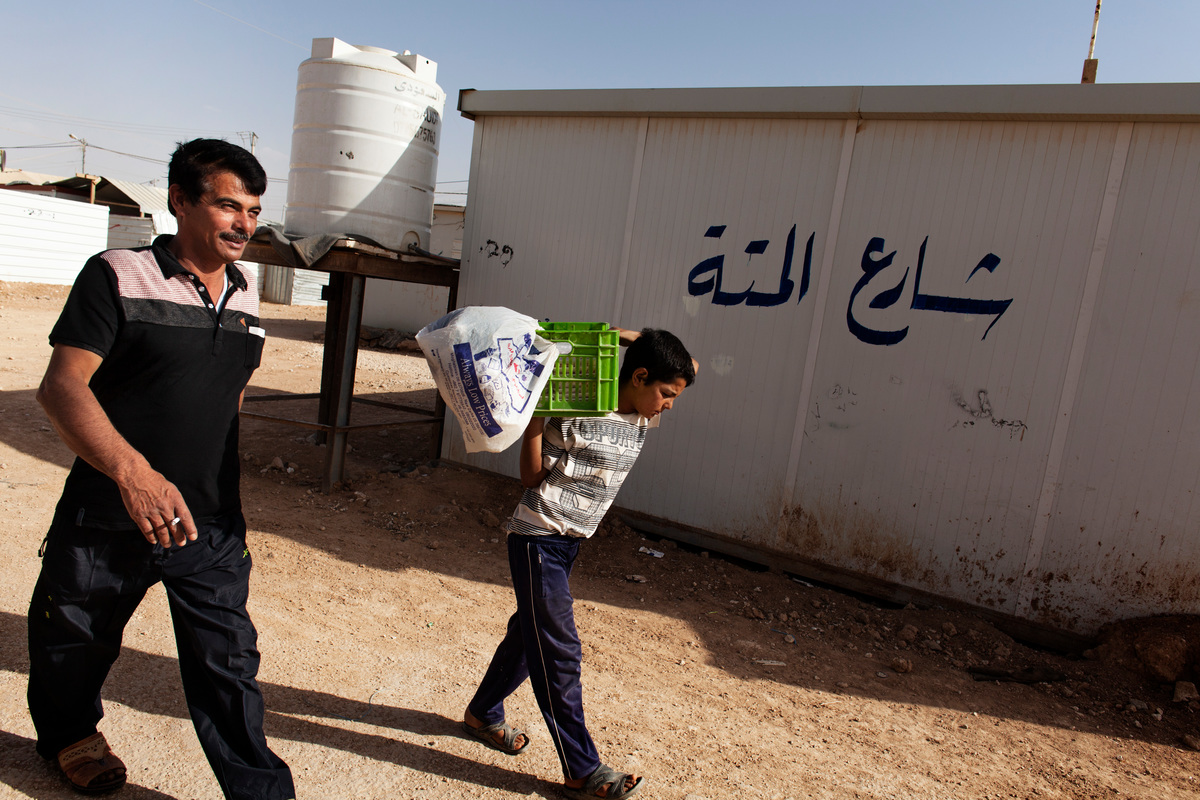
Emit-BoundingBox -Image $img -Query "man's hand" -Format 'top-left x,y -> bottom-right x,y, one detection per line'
39,344 -> 197,547
118,466 -> 198,548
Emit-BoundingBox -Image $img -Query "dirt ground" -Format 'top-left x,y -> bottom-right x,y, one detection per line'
1,280 -> 1198,800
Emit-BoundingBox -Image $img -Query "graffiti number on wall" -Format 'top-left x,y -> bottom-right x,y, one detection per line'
481,239 -> 514,267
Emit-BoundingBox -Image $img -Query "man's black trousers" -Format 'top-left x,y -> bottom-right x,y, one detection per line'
27,510 -> 295,800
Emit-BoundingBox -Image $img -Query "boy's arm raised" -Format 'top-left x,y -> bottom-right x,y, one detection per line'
614,326 -> 640,347
519,417 -> 550,488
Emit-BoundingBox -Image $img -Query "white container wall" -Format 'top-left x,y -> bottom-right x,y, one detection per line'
1035,121 -> 1200,628
284,38 -> 445,252
106,216 -> 156,250
361,204 -> 464,331
0,191 -> 109,284
451,84 -> 1200,636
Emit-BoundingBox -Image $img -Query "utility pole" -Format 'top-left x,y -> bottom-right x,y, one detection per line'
68,133 -> 88,173
1082,0 -> 1102,84
237,131 -> 259,154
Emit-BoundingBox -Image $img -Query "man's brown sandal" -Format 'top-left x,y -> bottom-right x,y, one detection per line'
57,732 -> 127,795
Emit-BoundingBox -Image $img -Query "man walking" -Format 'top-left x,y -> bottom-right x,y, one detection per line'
27,138 -> 294,799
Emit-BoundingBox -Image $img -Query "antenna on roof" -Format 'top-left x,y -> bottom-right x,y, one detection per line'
1081,0 -> 1101,84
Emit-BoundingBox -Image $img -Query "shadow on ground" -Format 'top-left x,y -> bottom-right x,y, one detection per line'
235,442 -> 1190,755
0,729 -> 180,800
0,610 -> 547,797
257,305 -> 326,345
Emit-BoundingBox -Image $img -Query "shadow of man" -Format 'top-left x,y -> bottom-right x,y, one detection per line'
0,609 -> 537,795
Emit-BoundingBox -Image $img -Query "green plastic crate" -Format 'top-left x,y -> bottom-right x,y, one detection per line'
533,322 -> 620,417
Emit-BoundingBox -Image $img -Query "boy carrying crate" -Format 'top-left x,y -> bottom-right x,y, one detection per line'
463,327 -> 697,800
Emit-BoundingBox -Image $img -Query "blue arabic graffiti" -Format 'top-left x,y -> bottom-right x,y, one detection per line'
847,236 -> 1013,345
688,225 -> 1013,345
687,224 -> 815,307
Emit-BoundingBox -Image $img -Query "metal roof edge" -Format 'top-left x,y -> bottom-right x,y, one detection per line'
857,83 -> 1200,122
458,86 -> 864,120
458,82 -> 1200,123
102,177 -> 171,215
0,168 -> 70,185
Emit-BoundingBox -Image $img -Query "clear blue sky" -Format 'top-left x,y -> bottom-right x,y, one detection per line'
1,1 -> 1196,222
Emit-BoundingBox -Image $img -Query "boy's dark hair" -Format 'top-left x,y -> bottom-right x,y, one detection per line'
167,138 -> 267,216
619,328 -> 695,387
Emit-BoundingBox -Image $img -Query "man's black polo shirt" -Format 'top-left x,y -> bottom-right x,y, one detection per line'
49,234 -> 265,529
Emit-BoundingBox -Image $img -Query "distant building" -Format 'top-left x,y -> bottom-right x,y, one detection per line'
0,187 -> 109,284
0,169 -> 177,254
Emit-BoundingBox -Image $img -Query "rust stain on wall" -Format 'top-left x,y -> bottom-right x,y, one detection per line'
1028,555 -> 1200,634
775,496 -> 1018,612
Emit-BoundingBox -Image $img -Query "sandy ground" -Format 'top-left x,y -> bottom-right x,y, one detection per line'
1,280 -> 1198,800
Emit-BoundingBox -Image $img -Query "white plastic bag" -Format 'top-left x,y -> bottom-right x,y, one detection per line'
416,306 -> 560,453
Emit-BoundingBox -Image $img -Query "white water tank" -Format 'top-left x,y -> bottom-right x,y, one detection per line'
284,38 -> 445,252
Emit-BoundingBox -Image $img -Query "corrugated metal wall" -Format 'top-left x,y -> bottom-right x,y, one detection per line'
0,191 -> 109,284
461,116 -> 646,319
106,216 -> 156,250
450,85 -> 1200,634
1034,122 -> 1200,629
789,119 -> 1122,628
259,265 -> 328,305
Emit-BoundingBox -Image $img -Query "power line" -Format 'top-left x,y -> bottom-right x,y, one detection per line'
0,142 -> 77,150
76,141 -> 287,183
0,103 -> 237,139
191,0 -> 307,50
1,136 -> 288,186
3,139 -> 467,193
87,142 -> 167,166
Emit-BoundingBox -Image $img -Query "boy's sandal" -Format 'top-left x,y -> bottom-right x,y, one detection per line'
562,763 -> 645,800
461,719 -> 531,755
57,732 -> 127,795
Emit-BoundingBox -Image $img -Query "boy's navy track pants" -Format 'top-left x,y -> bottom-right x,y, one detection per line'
27,510 -> 295,800
468,532 -> 602,781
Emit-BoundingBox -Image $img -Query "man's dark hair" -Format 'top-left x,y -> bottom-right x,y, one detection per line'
619,328 -> 695,387
167,138 -> 267,216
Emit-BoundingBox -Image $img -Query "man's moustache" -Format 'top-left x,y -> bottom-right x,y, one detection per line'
220,232 -> 251,243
